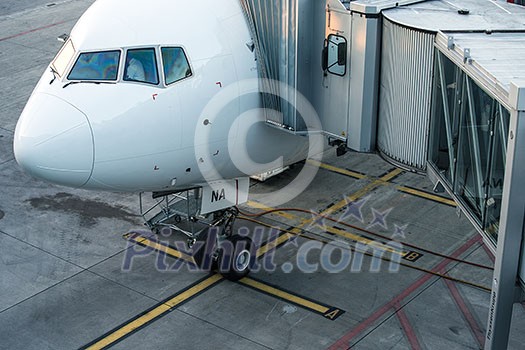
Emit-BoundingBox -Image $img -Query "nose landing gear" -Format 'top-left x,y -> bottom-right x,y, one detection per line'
139,189 -> 255,280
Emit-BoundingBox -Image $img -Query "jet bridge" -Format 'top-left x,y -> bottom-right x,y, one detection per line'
241,1 -> 525,349
239,0 -> 408,152
239,0 -> 359,144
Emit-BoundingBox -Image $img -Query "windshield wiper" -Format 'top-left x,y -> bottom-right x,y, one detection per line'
62,81 -> 114,89
49,66 -> 59,84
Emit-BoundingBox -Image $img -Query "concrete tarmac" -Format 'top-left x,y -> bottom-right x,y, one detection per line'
1,1 -> 525,349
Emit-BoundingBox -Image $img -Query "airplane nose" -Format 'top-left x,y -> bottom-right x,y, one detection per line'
14,93 -> 94,187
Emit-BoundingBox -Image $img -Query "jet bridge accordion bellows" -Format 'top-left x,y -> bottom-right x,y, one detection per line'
377,17 -> 435,173
238,0 -> 314,134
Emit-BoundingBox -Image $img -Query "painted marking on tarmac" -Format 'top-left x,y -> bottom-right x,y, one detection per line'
325,225 -> 406,256
132,231 -> 341,316
0,20 -> 71,42
123,232 -> 343,322
256,231 -> 294,258
82,274 -> 224,350
321,168 -> 404,217
394,302 -> 423,350
397,186 -> 456,207
307,159 -> 366,180
327,234 -> 482,350
123,232 -> 196,265
246,200 -> 297,220
239,277 -> 345,320
402,251 -> 424,262
314,161 -> 456,207
247,169 -> 410,258
481,244 -> 496,264
444,278 -> 485,348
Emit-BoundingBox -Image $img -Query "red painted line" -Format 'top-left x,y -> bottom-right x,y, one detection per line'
394,303 -> 422,350
0,20 -> 70,42
444,278 -> 485,348
482,244 -> 496,264
327,234 -> 482,350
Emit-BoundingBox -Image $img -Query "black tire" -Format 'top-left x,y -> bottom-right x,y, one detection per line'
217,235 -> 255,281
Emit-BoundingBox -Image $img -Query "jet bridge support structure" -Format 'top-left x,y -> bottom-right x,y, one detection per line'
485,83 -> 525,350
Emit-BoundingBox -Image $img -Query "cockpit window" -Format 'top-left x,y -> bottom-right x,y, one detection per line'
52,40 -> 75,77
124,48 -> 159,85
68,50 -> 120,81
161,47 -> 192,85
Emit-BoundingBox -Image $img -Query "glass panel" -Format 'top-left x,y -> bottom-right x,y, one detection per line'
484,106 -> 510,241
68,51 -> 120,81
429,49 -> 510,243
454,76 -> 494,219
161,47 -> 192,85
428,52 -> 461,185
52,40 -> 75,77
124,48 -> 159,85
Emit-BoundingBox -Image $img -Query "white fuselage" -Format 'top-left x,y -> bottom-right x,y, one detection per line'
14,0 -> 309,192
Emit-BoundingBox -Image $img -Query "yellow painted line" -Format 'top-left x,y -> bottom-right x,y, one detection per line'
129,232 -> 343,317
85,274 -> 223,350
247,169 -> 401,224
124,233 -> 195,264
319,169 -> 401,217
240,277 -> 329,314
164,275 -> 223,307
312,161 -> 456,207
307,159 -> 366,180
380,168 -> 403,182
246,200 -> 298,220
324,226 -> 404,256
247,169 -> 405,259
256,233 -> 293,258
397,186 -> 457,207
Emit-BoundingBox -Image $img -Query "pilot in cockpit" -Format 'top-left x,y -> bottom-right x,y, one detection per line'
125,57 -> 146,82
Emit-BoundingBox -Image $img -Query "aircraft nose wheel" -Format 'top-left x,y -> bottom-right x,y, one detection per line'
217,235 -> 254,281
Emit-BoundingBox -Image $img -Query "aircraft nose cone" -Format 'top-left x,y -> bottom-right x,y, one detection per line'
14,93 -> 94,187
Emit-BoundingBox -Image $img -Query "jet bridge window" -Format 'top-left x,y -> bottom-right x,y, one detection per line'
124,48 -> 159,85
161,47 -> 192,85
68,50 -> 120,81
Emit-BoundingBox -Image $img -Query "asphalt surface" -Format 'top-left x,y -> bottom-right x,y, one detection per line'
0,0 -> 58,16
